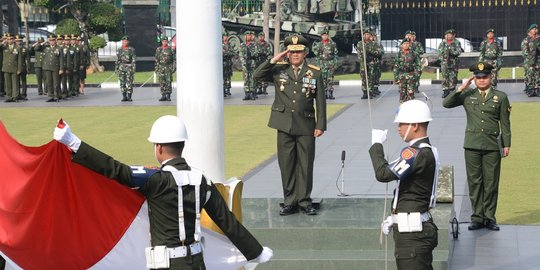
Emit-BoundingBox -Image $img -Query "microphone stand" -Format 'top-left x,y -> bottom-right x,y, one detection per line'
337,151 -> 349,196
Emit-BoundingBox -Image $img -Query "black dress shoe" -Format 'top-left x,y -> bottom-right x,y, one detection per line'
300,205 -> 317,215
46,98 -> 57,102
279,205 -> 298,216
468,222 -> 485,230
485,221 -> 500,231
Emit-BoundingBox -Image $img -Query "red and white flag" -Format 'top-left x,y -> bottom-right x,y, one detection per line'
0,122 -> 248,270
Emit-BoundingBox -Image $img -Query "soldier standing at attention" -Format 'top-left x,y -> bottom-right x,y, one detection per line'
32,37 -> 46,95
479,29 -> 503,88
438,29 -> 461,98
222,32 -> 235,97
0,33 -> 5,98
357,31 -> 373,99
70,34 -> 80,97
370,100 -> 439,270
255,32 -> 272,95
253,34 -> 327,216
116,36 -> 136,102
58,35 -> 71,100
40,34 -> 64,102
393,39 -> 421,103
408,31 -> 424,93
240,31 -> 257,100
1,34 -> 22,103
443,62 -> 511,231
521,24 -> 539,97
370,31 -> 384,97
78,37 -> 90,95
15,35 -> 30,101
312,29 -> 339,100
155,35 -> 176,102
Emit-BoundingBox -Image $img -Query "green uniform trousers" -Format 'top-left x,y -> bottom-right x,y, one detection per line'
277,130 -> 315,208
35,67 -> 44,94
4,72 -> 19,100
72,71 -> 80,96
150,253 -> 205,270
465,148 -> 501,223
19,71 -> 27,98
44,70 -> 61,99
393,221 -> 438,270
61,73 -> 69,98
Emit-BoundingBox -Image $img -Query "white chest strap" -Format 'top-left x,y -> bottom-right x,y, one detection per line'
162,166 -> 203,243
392,144 -> 440,211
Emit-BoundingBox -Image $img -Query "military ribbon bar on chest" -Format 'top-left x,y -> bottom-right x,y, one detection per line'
302,70 -> 317,97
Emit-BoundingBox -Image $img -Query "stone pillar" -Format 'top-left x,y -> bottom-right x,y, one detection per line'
122,0 -> 158,57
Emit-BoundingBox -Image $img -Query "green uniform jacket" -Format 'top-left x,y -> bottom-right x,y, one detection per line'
32,44 -> 45,68
40,44 -> 64,71
369,138 -> 436,213
443,88 -> 511,150
71,45 -> 80,72
19,46 -> 30,72
254,60 -> 327,135
72,142 -> 263,260
1,44 -> 22,73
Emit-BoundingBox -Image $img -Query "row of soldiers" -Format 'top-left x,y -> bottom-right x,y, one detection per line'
0,33 -> 90,102
238,31 -> 273,100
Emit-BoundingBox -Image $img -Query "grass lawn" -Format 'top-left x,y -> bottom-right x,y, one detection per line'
0,104 -> 344,179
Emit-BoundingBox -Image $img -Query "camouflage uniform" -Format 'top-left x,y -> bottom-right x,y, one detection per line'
394,45 -> 422,103
521,25 -> 540,97
438,31 -> 461,97
239,31 -> 258,100
479,31 -> 503,88
357,35 -> 384,99
155,36 -> 176,101
370,36 -> 384,96
313,36 -> 339,99
115,36 -> 136,101
409,35 -> 424,93
255,36 -> 273,95
222,35 -> 236,97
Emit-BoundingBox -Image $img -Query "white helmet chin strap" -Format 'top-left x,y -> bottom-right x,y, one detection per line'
154,144 -> 159,164
402,123 -> 413,142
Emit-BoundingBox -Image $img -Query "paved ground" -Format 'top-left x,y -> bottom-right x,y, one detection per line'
2,82 -> 540,269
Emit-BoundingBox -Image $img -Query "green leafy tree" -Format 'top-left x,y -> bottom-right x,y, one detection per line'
34,0 -> 122,72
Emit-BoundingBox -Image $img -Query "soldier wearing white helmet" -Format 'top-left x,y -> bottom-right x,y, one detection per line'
368,100 -> 440,270
53,116 -> 273,269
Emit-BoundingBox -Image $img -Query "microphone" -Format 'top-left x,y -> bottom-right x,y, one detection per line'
341,150 -> 346,163
337,150 -> 349,196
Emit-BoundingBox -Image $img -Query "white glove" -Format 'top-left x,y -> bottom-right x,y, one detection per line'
371,129 -> 388,145
252,246 -> 273,263
381,216 -> 393,235
53,119 -> 81,152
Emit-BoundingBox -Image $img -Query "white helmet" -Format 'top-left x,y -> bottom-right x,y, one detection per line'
394,100 -> 432,123
148,115 -> 188,143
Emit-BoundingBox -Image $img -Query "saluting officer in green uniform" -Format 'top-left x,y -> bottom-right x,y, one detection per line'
370,100 -> 439,270
1,34 -> 22,103
78,37 -> 90,95
115,35 -> 136,102
15,35 -> 30,101
32,37 -> 46,95
40,34 -> 64,102
0,33 -> 6,98
479,29 -> 503,88
155,34 -> 176,102
443,62 -> 511,231
53,116 -> 273,269
254,34 -> 327,216
70,34 -> 80,97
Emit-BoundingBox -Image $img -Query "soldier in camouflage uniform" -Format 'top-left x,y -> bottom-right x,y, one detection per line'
115,36 -> 136,102
394,39 -> 422,103
1,34 -> 22,102
313,29 -> 339,99
479,29 -> 503,88
356,31 -> 384,99
32,37 -> 46,95
407,31 -> 424,93
155,35 -> 176,102
438,29 -> 461,98
255,32 -> 273,95
521,24 -> 540,97
15,35 -> 30,101
240,30 -> 258,100
370,31 -> 384,96
222,32 -> 236,97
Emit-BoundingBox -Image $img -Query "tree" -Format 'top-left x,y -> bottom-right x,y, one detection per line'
33,0 -> 122,72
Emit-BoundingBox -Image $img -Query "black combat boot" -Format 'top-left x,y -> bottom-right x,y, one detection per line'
242,92 -> 250,100
166,93 -> 171,101
250,92 -> 257,100
361,92 -> 368,99
159,94 -> 167,101
127,92 -> 132,102
262,87 -> 268,95
121,92 -> 128,102
328,90 -> 335,100
226,89 -> 232,96
441,90 -> 450,98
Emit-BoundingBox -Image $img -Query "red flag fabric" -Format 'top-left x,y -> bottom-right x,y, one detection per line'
0,121 -> 145,269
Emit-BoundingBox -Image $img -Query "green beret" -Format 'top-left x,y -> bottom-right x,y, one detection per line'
486,28 -> 495,34
258,32 -> 265,37
244,30 -> 253,35
410,31 -> 416,36
405,30 -> 413,35
222,32 -> 229,37
400,38 -> 411,45
283,34 -> 309,52
321,28 -> 330,35
528,24 -> 538,32
370,30 -> 377,36
469,62 -> 494,77
121,35 -> 129,41
444,29 -> 456,35
160,34 -> 168,41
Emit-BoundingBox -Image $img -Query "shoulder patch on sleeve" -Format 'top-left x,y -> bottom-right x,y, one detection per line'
308,64 -> 320,71
401,147 -> 417,160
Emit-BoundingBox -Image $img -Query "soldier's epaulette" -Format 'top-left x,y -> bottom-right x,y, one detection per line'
308,64 -> 320,71
276,61 -> 288,65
